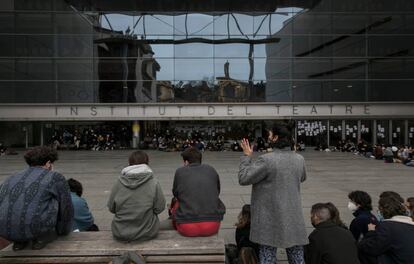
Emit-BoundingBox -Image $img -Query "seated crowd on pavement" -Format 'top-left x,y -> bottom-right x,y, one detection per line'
1,122 -> 414,264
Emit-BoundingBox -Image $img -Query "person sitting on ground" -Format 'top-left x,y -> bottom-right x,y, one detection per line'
405,197 -> 414,219
67,178 -> 99,232
0,146 -> 73,250
107,151 -> 166,242
305,203 -> 360,264
358,196 -> 414,264
235,204 -> 259,259
348,191 -> 378,241
383,145 -> 394,163
324,202 -> 348,229
171,148 -> 225,237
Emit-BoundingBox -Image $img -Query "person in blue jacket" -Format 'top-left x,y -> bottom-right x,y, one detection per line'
67,178 -> 98,232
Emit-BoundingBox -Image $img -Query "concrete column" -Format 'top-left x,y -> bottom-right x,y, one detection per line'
341,120 -> 346,141
389,120 -> 393,145
405,120 -> 409,146
132,121 -> 140,149
40,123 -> 44,146
327,120 -> 330,147
357,120 -> 362,142
373,120 -> 377,145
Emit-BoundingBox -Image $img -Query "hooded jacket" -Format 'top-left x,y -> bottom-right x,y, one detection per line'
107,164 -> 166,242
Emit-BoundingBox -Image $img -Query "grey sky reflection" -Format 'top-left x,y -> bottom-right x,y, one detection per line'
101,11 -> 301,82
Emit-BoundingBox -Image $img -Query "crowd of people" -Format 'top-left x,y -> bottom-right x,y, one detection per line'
1,123 -> 414,264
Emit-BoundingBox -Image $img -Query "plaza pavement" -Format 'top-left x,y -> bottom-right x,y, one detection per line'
1,149 -> 413,262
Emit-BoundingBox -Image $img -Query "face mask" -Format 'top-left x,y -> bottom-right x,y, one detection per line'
348,201 -> 358,212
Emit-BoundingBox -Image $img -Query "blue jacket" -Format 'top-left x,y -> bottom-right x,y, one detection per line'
0,167 -> 73,241
350,209 -> 378,241
70,192 -> 94,231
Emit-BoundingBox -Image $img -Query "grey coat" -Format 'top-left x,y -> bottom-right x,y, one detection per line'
238,148 -> 308,248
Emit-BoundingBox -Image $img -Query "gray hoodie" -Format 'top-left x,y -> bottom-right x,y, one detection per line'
107,164 -> 166,242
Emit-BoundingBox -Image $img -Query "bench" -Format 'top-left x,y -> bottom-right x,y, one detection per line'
0,231 -> 225,264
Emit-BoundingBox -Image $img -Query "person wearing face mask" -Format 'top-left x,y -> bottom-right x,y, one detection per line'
348,191 -> 378,242
239,122 -> 308,264
358,196 -> 414,264
305,203 -> 360,264
0,146 -> 74,251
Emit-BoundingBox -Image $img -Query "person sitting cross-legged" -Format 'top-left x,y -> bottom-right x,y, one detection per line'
170,147 -> 226,237
0,146 -> 73,251
358,196 -> 414,264
305,203 -> 360,264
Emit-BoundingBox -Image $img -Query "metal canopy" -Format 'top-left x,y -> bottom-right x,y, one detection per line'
65,0 -> 318,14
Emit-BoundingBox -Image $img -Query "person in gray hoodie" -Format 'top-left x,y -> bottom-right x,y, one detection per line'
107,151 -> 166,242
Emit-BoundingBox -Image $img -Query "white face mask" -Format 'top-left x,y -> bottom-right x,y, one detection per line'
348,201 -> 358,212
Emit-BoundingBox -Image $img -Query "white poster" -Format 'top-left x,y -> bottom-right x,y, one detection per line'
396,127 -> 401,133
334,128 -> 338,133
352,133 -> 356,138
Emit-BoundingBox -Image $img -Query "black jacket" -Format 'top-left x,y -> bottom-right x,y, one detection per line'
358,217 -> 414,264
350,209 -> 378,241
305,221 -> 360,264
235,225 -> 259,257
172,163 -> 225,223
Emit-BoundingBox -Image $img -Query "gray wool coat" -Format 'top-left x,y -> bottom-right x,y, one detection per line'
238,148 -> 308,249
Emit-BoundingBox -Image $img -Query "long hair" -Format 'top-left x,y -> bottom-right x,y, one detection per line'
239,247 -> 258,264
235,204 -> 251,229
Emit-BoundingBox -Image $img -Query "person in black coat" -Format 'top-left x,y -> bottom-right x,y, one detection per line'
358,196 -> 414,264
305,203 -> 360,264
348,191 -> 378,241
235,204 -> 259,258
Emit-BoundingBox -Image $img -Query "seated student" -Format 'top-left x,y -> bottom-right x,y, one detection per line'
324,202 -> 348,229
171,148 -> 225,237
235,204 -> 259,258
358,196 -> 414,264
406,197 -> 414,219
348,191 -> 378,241
67,178 -> 98,232
383,145 -> 394,163
0,146 -> 73,250
305,203 -> 360,264
107,151 -> 166,242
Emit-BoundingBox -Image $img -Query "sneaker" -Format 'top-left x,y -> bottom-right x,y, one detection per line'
12,241 -> 29,251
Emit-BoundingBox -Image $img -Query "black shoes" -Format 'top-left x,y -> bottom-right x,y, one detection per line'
12,241 -> 29,251
31,239 -> 48,250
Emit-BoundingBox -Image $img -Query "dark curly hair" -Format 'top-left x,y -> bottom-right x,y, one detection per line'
67,178 -> 83,197
379,196 -> 407,219
380,191 -> 404,203
268,121 -> 295,149
348,190 -> 373,211
24,146 -> 58,166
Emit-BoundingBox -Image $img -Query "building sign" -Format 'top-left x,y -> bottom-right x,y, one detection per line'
0,103 -> 413,121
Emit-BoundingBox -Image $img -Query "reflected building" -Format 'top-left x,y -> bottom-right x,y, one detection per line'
0,0 -> 414,147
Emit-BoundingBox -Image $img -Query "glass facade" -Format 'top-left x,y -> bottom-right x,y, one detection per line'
1,0 -> 414,103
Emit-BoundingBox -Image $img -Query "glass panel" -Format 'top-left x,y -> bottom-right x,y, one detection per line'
101,14 -> 133,33
57,36 -> 93,57
150,44 -> 174,58
293,13 -> 331,34
55,12 -> 93,34
368,81 -> 414,101
15,35 -> 54,57
175,14 -> 213,36
376,120 -> 389,145
15,59 -> 53,80
369,59 -> 414,79
265,58 -> 291,80
329,120 -> 343,147
174,43 -> 213,58
409,120 -> 414,146
265,80 -> 292,102
345,120 -> 358,144
174,59 -> 214,81
15,12 -> 53,34
133,15 -> 174,36
0,13 -> 14,33
213,14 -> 253,36
0,59 -> 14,80
57,59 -> 94,80
297,120 -> 328,147
392,120 -> 405,146
57,81 -> 96,103
368,36 -> 414,57
214,44 -> 250,58
361,120 -> 373,144
14,0 -> 52,11
214,58 -> 250,81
